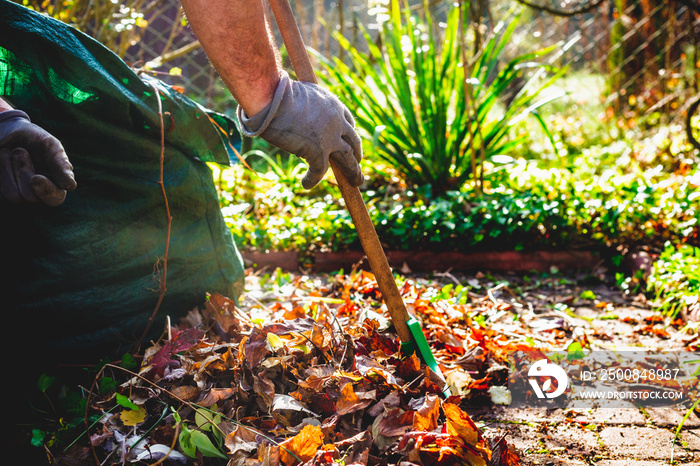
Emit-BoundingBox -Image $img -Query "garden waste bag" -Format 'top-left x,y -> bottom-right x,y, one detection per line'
0,0 -> 244,360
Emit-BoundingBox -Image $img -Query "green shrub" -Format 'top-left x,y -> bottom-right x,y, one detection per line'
314,1 -> 566,196
214,150 -> 700,257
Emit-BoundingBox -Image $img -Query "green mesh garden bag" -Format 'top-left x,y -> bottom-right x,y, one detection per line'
0,0 -> 244,359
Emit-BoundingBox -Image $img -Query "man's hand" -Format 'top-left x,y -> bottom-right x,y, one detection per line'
238,73 -> 364,189
0,110 -> 76,206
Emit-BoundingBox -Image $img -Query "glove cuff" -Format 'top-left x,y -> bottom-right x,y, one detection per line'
236,71 -> 289,137
0,109 -> 30,124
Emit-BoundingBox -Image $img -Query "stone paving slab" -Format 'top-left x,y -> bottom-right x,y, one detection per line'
594,461 -> 676,466
681,429 -> 700,450
469,404 -> 650,425
646,406 -> 700,429
568,405 -> 648,426
478,404 -> 700,464
598,426 -> 692,462
485,423 -> 542,455
520,456 -> 588,465
467,406 -> 568,423
542,423 -> 599,457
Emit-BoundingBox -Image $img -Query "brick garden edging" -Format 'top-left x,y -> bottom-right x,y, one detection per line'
241,249 -> 601,273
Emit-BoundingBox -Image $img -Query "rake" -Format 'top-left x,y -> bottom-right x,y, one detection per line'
267,0 -> 450,396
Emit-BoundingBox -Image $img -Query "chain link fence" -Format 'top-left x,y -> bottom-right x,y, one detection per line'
95,0 -> 699,127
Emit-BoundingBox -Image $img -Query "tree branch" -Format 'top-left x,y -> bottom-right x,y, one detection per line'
513,0 -> 607,17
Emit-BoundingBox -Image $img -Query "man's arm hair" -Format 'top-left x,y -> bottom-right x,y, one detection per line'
180,0 -> 282,116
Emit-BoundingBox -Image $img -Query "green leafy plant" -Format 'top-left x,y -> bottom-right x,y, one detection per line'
214,116 -> 700,258
243,150 -> 307,188
647,243 -> 700,318
314,0 -> 566,196
173,409 -> 228,460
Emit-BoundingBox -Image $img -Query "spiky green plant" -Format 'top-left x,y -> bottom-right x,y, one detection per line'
314,0 -> 567,196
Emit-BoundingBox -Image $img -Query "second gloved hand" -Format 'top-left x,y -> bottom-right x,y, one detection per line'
0,110 -> 76,206
237,72 -> 364,189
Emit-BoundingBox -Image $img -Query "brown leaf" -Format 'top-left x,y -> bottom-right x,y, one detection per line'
298,364 -> 336,392
265,318 -> 315,335
246,327 -> 269,368
151,424 -> 176,447
279,424 -> 324,466
490,435 -> 522,466
397,352 -> 422,381
170,385 -> 201,402
303,448 -> 340,466
335,382 -> 372,416
334,430 -> 372,464
257,442 -> 281,466
413,394 -> 440,432
355,355 -> 397,385
254,372 -> 276,411
205,292 -> 244,332
225,425 -> 259,457
198,387 -> 236,407
368,391 -> 401,417
201,346 -> 236,373
443,402 -> 479,444
373,407 -> 414,438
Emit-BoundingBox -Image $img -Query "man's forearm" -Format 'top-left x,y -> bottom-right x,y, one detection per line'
180,0 -> 281,116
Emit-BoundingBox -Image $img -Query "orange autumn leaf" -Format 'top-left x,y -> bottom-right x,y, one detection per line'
279,424 -> 324,466
443,402 -> 491,462
283,306 -> 307,320
336,382 -> 371,416
413,394 -> 440,432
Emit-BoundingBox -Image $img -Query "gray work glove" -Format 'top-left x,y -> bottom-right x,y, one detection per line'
237,72 -> 364,189
0,110 -> 76,206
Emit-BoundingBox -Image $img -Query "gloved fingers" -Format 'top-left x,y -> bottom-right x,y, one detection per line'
343,107 -> 355,127
339,106 -> 364,164
0,120 -> 76,192
11,147 -> 40,202
40,139 -> 76,191
31,175 -> 67,207
301,152 -> 330,190
330,142 -> 365,188
0,147 -> 21,202
342,124 -> 363,164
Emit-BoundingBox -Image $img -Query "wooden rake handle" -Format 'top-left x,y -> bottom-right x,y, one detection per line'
267,0 -> 412,344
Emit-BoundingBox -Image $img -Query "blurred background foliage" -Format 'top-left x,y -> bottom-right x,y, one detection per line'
15,0 -> 700,316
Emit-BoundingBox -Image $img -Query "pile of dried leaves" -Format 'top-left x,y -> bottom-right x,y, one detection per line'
51,270 -> 544,466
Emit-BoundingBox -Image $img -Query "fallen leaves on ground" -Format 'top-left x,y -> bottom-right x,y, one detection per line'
44,268 -> 698,465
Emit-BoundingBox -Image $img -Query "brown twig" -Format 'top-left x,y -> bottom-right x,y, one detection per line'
134,83 -> 173,354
